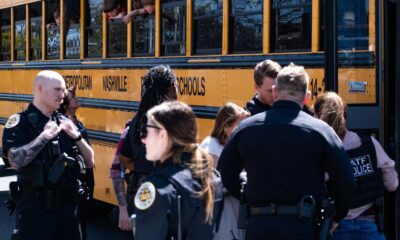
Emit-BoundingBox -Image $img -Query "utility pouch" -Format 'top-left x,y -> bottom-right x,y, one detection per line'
9,181 -> 20,201
48,153 -> 67,184
298,195 -> 316,221
50,140 -> 61,156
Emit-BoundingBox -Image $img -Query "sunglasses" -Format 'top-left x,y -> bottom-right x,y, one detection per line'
140,123 -> 162,139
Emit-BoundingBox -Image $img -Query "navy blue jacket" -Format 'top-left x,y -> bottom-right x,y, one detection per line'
134,155 -> 223,240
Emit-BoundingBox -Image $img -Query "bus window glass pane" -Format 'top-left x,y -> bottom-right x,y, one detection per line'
86,0 -> 102,58
15,6 -> 26,61
108,20 -> 127,57
230,0 -> 263,53
133,15 -> 155,56
65,0 -> 81,58
271,0 -> 312,52
30,3 -> 42,60
46,0 -> 60,59
338,0 -> 369,50
232,0 -> 262,13
193,0 -> 222,54
161,1 -> 186,56
0,9 -> 11,61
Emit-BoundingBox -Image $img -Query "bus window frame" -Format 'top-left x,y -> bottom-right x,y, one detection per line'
29,2 -> 43,61
160,0 -> 187,56
14,5 -> 26,61
192,0 -> 223,55
229,1 -> 263,54
270,0 -> 313,53
0,8 -> 12,62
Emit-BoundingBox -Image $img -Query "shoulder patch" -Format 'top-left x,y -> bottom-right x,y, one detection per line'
134,181 -> 156,210
5,114 -> 20,129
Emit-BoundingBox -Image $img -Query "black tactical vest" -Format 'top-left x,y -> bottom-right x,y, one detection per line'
346,134 -> 383,208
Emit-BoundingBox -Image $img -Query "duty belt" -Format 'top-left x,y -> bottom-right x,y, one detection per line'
250,203 -> 299,215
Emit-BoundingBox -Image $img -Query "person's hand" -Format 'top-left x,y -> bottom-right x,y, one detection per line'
118,206 -> 132,231
330,221 -> 339,234
41,120 -> 62,140
60,118 -> 80,140
122,15 -> 132,24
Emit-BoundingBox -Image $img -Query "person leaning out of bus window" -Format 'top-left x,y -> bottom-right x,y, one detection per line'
313,92 -> 399,240
103,0 -> 127,20
200,102 -> 249,240
134,101 -> 223,240
58,86 -> 95,240
122,0 -> 155,24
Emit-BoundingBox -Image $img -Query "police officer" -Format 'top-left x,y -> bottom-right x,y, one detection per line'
2,70 -> 94,240
313,92 -> 399,239
133,101 -> 223,240
218,63 -> 356,240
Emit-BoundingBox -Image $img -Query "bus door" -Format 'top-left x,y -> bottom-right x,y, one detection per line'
384,0 -> 400,239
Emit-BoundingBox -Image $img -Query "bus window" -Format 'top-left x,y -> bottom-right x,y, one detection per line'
107,0 -> 127,57
132,13 -> 155,56
319,0 -> 369,51
46,0 -> 60,59
0,9 -> 11,61
65,0 -> 81,58
86,0 -> 102,58
229,0 -> 262,53
161,0 -> 186,56
15,6 -> 26,61
271,0 -> 312,52
193,0 -> 222,55
30,2 -> 42,60
338,0 -> 369,50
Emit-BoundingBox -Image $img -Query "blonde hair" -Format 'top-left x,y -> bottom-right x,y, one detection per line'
147,101 -> 215,222
313,92 -> 347,139
211,102 -> 249,146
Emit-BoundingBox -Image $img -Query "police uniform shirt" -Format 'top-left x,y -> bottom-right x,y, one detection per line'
246,95 -> 271,116
3,104 -> 79,187
134,156 -> 223,240
217,100 -> 356,222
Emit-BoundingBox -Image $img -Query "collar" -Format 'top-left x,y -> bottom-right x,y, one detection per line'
253,95 -> 271,109
272,100 -> 302,110
27,103 -> 52,120
156,151 -> 193,168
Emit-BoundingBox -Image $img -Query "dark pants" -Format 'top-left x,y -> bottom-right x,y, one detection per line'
12,193 -> 81,240
245,214 -> 318,240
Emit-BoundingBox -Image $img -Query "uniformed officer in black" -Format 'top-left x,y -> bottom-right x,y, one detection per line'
133,101 -> 223,240
218,63 -> 356,240
2,70 -> 94,240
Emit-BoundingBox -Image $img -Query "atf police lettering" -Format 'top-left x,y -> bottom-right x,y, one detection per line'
103,76 -> 128,92
350,155 -> 374,177
178,76 -> 206,96
64,75 -> 93,90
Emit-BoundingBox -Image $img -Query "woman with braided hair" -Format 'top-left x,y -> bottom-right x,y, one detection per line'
109,65 -> 178,231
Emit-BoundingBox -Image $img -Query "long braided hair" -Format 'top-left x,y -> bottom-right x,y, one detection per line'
132,65 -> 177,140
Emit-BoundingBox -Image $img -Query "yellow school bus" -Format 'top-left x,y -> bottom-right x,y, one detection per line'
0,0 -> 399,237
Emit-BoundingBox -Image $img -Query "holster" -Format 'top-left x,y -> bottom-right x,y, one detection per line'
318,198 -> 334,240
